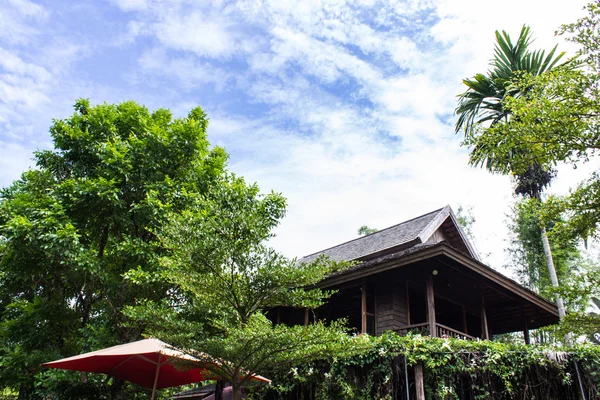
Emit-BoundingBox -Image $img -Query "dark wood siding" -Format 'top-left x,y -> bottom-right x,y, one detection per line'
375,276 -> 408,335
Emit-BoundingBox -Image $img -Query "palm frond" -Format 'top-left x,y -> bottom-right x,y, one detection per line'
455,23 -> 566,152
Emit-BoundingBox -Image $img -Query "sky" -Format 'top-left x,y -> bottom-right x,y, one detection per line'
0,0 -> 596,276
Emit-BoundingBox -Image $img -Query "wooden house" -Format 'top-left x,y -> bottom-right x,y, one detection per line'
277,206 -> 559,342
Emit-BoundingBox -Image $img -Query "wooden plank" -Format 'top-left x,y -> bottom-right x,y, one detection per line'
520,305 -> 530,344
480,289 -> 489,340
426,274 -> 437,337
406,281 -> 411,326
317,246 -> 447,288
441,249 -> 559,316
361,280 -> 367,334
415,363 -> 425,400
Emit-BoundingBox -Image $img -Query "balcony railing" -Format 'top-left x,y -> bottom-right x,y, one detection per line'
396,322 -> 476,340
436,323 -> 475,340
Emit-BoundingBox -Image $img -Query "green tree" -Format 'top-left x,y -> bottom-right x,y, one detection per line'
505,198 -> 580,300
125,176 -> 352,400
456,205 -> 476,241
357,225 -> 377,236
456,25 -> 568,318
553,263 -> 600,341
469,3 -> 600,243
0,100 -> 228,398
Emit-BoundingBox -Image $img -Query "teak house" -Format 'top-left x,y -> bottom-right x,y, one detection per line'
277,206 -> 559,342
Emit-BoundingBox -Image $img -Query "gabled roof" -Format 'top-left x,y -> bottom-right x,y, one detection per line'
300,205 -> 478,263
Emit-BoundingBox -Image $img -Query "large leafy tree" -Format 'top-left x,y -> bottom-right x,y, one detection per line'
455,25 -> 568,318
125,176 -> 352,400
0,100 -> 228,398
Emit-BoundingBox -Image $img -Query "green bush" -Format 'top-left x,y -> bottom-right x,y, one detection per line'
257,332 -> 600,400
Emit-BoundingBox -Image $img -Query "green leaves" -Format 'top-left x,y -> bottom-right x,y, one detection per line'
456,24 -> 566,178
125,171 -> 352,397
0,99 -> 228,397
261,332 -> 600,399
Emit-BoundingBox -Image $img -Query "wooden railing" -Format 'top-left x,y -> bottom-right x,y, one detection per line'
396,323 -> 475,340
436,323 -> 475,340
396,322 -> 430,336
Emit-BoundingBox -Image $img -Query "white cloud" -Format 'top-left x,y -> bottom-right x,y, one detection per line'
154,12 -> 237,58
138,47 -> 231,90
7,0 -> 47,17
109,0 -> 150,12
2,0 -> 596,282
0,0 -> 47,45
0,141 -> 37,188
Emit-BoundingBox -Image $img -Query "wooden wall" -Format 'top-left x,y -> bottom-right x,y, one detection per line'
375,275 -> 408,335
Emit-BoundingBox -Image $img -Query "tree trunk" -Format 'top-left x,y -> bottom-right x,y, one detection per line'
540,225 -> 566,319
231,384 -> 242,400
231,373 -> 242,400
215,380 -> 224,400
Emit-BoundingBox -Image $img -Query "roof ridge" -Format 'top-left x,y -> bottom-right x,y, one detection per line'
300,206 -> 445,260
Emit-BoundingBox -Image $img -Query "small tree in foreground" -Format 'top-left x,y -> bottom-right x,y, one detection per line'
125,178 -> 354,400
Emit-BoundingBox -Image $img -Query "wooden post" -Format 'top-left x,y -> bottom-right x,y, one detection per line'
426,274 -> 437,337
304,309 -> 309,326
361,280 -> 367,334
520,305 -> 530,344
462,305 -> 468,335
415,363 -> 425,400
150,361 -> 161,400
405,281 -> 411,326
480,289 -> 489,340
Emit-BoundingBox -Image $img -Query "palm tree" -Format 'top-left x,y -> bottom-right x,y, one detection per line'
455,25 -> 567,319
456,25 -> 564,140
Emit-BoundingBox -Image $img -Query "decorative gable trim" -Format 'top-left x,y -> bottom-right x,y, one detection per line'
417,205 -> 479,260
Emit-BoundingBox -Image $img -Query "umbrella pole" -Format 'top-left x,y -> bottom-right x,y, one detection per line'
151,361 -> 161,400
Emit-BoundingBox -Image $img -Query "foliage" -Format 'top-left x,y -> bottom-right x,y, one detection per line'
552,263 -> 600,341
455,24 -> 565,145
258,332 -> 600,400
124,176 -> 352,400
456,22 -> 571,320
0,99 -> 228,398
505,198 -> 581,301
455,205 -> 476,241
455,24 -> 565,193
357,226 -> 378,236
462,3 -> 600,242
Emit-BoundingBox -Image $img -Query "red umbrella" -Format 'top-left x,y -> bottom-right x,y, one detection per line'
42,338 -> 270,399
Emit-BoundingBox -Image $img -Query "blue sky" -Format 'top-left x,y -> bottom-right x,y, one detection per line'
0,0 -> 594,273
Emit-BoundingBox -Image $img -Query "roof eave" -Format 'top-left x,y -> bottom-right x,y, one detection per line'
317,242 -> 558,317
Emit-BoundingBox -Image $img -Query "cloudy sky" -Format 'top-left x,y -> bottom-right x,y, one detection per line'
0,0 -> 596,275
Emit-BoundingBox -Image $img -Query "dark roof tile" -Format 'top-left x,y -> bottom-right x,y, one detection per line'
300,207 -> 445,263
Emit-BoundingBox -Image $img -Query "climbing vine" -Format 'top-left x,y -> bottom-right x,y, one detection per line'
255,332 -> 600,399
